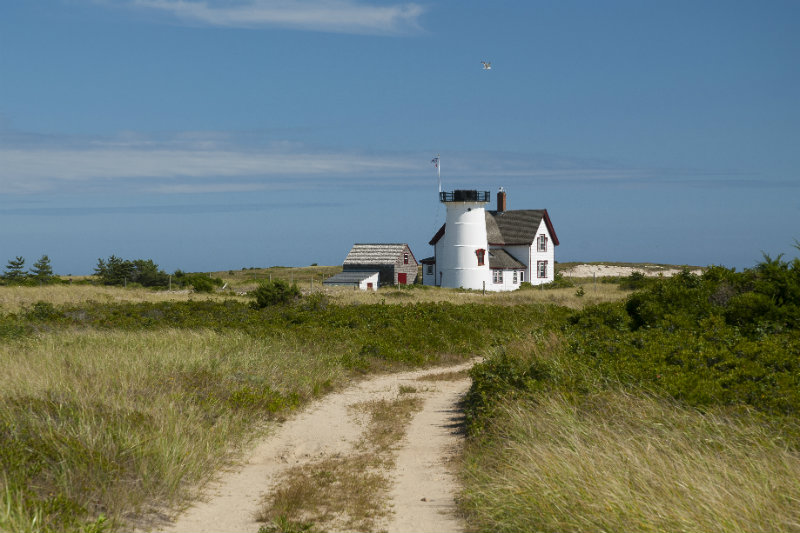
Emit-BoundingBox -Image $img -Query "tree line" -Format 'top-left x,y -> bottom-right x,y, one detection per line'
2,255 -> 222,292
2,255 -> 56,285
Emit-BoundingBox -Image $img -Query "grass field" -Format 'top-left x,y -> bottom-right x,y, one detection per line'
0,279 -> 573,532
0,328 -> 346,532
0,273 -> 629,314
3,260 -> 797,532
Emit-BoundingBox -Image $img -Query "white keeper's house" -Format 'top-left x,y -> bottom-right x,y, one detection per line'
421,188 -> 558,291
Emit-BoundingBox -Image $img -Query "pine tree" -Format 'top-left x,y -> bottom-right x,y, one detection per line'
30,255 -> 54,284
3,256 -> 27,282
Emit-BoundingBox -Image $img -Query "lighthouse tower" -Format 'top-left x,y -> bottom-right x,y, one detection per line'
438,189 -> 491,290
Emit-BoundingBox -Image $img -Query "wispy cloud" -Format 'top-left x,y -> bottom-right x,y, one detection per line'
118,0 -> 425,35
1,130 -> 774,195
0,147 -> 417,193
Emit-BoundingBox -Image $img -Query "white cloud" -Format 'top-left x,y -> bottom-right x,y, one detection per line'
2,131 -> 750,195
0,141 -> 420,193
124,0 -> 425,35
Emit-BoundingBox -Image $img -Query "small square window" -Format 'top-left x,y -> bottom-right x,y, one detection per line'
493,270 -> 503,284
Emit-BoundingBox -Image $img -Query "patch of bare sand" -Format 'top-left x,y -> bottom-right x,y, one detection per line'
147,361 -> 475,533
561,264 -> 704,278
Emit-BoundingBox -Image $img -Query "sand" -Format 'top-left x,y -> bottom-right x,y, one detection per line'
148,361 -> 474,533
561,263 -> 704,278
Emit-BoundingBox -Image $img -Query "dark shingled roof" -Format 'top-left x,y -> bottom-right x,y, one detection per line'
323,271 -> 379,284
488,248 -> 526,270
429,209 -> 559,246
343,243 -> 416,266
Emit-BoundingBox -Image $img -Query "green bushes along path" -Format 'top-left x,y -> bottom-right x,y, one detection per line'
462,256 -> 800,532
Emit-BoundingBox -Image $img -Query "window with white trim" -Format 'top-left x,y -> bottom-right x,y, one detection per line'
403,253 -> 409,265
513,271 -> 518,284
493,270 -> 503,284
537,260 -> 548,278
537,234 -> 548,252
520,271 -> 525,283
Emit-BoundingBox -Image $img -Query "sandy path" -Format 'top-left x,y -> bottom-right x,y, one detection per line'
150,360 -> 474,533
383,372 -> 470,533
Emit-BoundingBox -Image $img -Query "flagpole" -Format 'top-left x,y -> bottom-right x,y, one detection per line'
436,153 -> 441,193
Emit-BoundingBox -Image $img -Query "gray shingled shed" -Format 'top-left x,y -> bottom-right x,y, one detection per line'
323,270 -> 379,291
342,243 -> 418,286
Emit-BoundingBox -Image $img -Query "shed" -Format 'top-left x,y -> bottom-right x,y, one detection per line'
342,243 -> 418,285
323,270 -> 379,291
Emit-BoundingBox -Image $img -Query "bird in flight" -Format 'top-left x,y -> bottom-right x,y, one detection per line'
481,61 -> 492,70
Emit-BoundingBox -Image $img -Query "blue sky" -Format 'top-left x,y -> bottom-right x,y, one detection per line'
1,0 -> 798,275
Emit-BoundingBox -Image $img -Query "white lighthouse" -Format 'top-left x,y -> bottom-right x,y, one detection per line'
437,189 -> 491,290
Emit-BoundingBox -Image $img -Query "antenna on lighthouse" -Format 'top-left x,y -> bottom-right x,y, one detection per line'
431,154 -> 441,193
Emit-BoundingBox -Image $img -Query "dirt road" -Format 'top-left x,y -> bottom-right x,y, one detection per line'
151,360 -> 474,533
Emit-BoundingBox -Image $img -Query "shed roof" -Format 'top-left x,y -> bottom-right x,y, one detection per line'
343,243 -> 416,266
488,248 -> 526,270
323,271 -> 379,284
429,209 -> 559,246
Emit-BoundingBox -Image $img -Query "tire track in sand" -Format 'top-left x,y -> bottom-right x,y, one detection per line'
149,360 -> 474,533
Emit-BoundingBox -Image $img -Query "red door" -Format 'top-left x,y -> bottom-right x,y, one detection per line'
398,273 -> 407,285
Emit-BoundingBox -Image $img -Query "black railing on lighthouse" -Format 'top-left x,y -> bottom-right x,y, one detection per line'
439,190 -> 491,203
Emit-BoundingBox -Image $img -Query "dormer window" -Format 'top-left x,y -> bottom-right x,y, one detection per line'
537,234 -> 548,252
476,248 -> 485,266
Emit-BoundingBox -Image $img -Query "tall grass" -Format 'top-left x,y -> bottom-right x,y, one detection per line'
1,294 -> 569,531
0,285 -> 246,313
461,264 -> 800,533
319,283 -> 627,309
462,390 -> 800,532
0,278 -> 627,316
0,329 -> 346,532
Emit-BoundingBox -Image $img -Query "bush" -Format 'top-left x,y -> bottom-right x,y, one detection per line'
191,276 -> 215,293
251,280 -> 301,308
617,271 -> 655,291
526,272 -> 574,290
172,270 -> 224,292
564,254 -> 800,415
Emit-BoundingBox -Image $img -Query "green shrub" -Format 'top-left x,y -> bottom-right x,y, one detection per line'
617,271 -> 656,290
529,272 -> 574,290
251,280 -> 301,308
190,276 -> 215,293
172,270 -> 224,292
